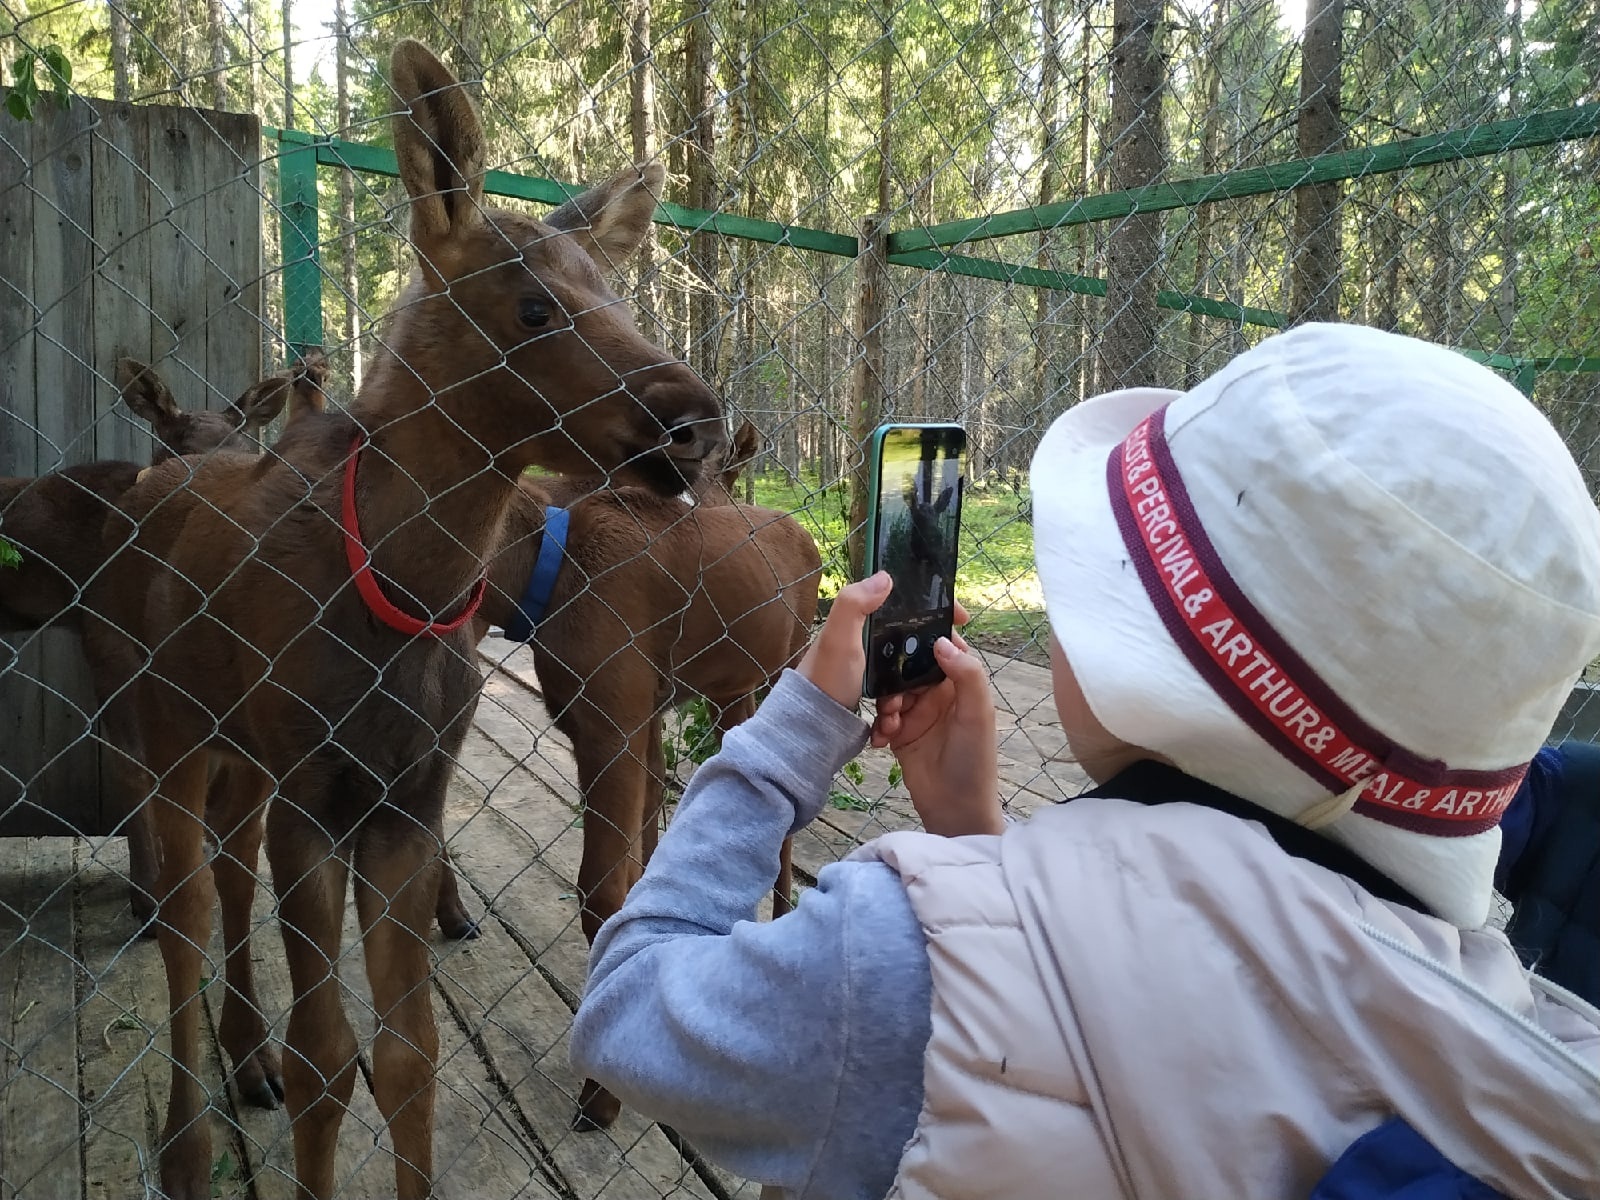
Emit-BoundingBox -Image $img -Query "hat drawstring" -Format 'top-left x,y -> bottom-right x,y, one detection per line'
1297,780 -> 1369,831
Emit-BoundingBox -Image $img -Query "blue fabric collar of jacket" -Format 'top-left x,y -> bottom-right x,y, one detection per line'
500,505 -> 570,642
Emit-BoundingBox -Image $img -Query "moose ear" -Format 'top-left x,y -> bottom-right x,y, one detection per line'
390,39 -> 487,256
732,419 -> 762,466
295,348 -> 329,390
231,375 -> 293,426
117,358 -> 181,428
544,161 -> 664,273
289,349 -> 330,416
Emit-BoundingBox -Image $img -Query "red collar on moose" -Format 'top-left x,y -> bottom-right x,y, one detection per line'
341,432 -> 488,638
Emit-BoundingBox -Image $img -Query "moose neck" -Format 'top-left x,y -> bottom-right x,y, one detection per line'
351,400 -> 518,622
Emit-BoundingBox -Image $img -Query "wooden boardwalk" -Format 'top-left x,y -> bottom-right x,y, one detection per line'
0,640 -> 1082,1200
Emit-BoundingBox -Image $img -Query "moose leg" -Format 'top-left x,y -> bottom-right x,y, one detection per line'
147,749 -> 218,1200
113,756 -> 162,932
127,805 -> 159,930
354,817 -> 441,1200
572,721 -> 652,1132
433,842 -> 479,940
267,801 -> 357,1200
638,711 -> 668,873
574,726 -> 651,947
208,760 -> 283,1109
774,837 -> 795,918
711,695 -> 794,916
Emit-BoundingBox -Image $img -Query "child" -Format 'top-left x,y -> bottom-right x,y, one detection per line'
570,323 -> 1600,1199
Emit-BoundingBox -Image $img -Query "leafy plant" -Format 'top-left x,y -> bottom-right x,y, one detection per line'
828,759 -> 872,811
661,697 -> 721,776
210,1150 -> 239,1197
0,537 -> 19,570
6,46 -> 72,122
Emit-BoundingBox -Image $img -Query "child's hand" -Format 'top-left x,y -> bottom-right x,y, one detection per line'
872,628 -> 1003,837
796,572 -> 892,711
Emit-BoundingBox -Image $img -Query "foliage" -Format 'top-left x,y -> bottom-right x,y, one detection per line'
5,45 -> 71,120
661,696 -> 720,775
0,536 -> 19,570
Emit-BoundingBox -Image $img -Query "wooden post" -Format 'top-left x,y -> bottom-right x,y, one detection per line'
846,213 -> 890,580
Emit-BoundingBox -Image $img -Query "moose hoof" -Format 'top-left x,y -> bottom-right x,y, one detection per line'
129,887 -> 159,939
235,1048 -> 285,1110
573,1079 -> 621,1132
438,908 -> 481,941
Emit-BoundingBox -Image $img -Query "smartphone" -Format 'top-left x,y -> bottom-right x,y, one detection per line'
861,422 -> 967,698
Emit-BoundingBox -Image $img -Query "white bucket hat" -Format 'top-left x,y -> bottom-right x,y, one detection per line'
1032,322 -> 1600,927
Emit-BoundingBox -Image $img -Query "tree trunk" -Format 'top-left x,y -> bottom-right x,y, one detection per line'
1073,5 -> 1096,403
627,0 -> 659,320
685,0 -> 719,379
847,215 -> 890,579
816,9 -> 837,482
1098,0 -> 1167,389
1033,0 -> 1065,420
111,1 -> 132,100
207,0 -> 229,108
1185,0 -> 1227,387
1424,199 -> 1452,343
1375,205 -> 1401,332
282,0 -> 293,127
785,283 -> 802,478
336,0 -> 360,383
455,0 -> 483,99
877,5 -> 893,214
1495,0 -> 1522,347
1289,0 -> 1345,324
910,155 -> 934,419
819,276 -> 836,484
244,0 -> 258,112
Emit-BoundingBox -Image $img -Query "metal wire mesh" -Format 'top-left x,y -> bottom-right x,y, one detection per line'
0,0 -> 1597,1195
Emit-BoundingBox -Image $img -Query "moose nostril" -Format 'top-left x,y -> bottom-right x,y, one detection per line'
667,421 -> 698,447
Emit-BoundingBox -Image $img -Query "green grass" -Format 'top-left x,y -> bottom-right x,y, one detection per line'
748,472 -> 1047,657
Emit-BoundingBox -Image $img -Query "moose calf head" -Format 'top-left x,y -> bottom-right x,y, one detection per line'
383,40 -> 724,493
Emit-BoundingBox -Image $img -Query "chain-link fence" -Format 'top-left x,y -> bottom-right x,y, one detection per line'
1,0 -> 1598,1195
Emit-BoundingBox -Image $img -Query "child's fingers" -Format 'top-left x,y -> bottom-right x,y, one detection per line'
870,712 -> 901,747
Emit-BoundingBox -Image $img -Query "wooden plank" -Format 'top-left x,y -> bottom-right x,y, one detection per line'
441,753 -> 720,1200
0,107 -> 48,838
0,837 -> 83,1200
30,96 -> 96,470
76,837 -> 174,1200
24,97 -> 101,835
0,101 -> 36,477
202,110 -> 262,417
89,99 -> 156,467
433,906 -> 713,1200
144,106 -> 210,411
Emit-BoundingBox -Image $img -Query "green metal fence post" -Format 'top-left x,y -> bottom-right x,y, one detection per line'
278,135 -> 324,359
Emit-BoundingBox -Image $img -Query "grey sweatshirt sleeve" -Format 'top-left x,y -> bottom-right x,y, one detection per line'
569,669 -> 933,1200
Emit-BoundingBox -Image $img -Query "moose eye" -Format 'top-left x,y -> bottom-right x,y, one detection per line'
518,296 -> 553,329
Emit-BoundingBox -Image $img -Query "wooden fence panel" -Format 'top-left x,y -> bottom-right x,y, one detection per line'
0,96 -> 262,837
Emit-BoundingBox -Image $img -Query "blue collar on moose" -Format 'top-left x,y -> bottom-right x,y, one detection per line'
500,505 -> 570,642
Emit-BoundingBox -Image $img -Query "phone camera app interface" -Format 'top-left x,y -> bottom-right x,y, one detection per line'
868,426 -> 965,693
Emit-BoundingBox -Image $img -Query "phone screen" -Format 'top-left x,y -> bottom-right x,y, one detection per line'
862,423 -> 967,698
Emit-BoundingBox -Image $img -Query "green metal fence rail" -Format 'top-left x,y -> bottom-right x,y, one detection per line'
269,101 -> 1600,394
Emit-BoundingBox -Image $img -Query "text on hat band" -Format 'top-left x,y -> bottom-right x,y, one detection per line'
1106,407 -> 1525,837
